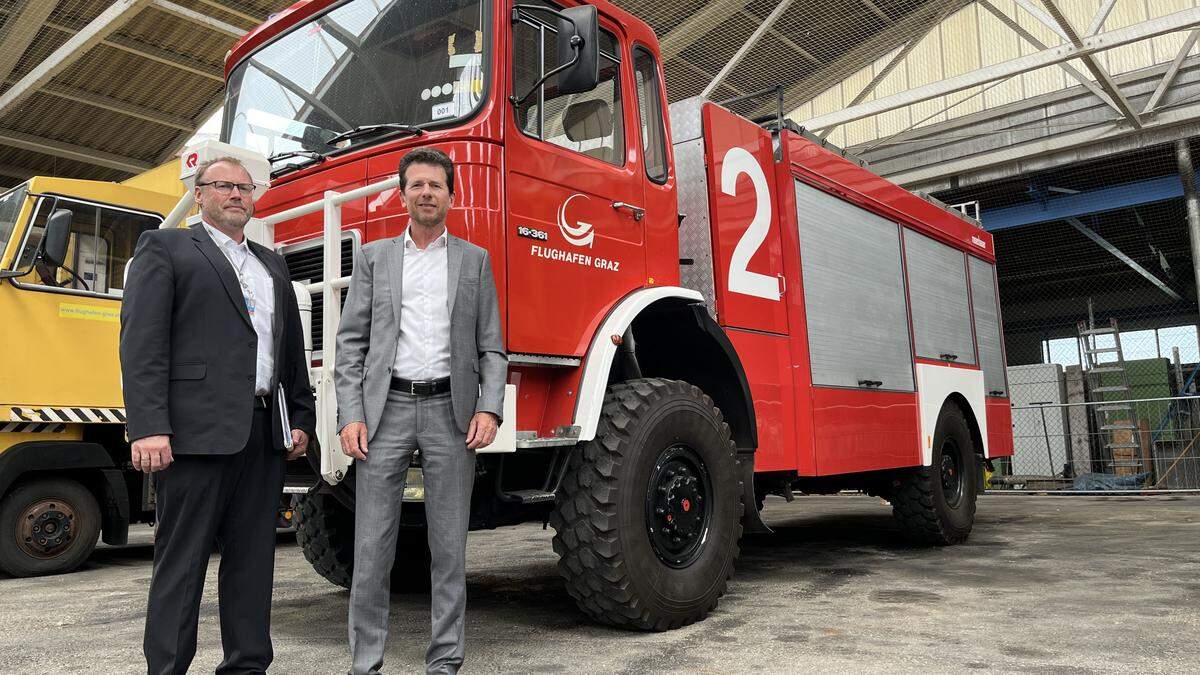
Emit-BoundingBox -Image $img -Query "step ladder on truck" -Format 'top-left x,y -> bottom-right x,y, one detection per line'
169,0 -> 1016,630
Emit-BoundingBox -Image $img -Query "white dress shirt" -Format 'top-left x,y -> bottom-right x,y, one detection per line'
203,221 -> 275,395
393,227 -> 451,380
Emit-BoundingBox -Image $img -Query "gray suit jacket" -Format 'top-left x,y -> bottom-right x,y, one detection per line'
334,232 -> 506,438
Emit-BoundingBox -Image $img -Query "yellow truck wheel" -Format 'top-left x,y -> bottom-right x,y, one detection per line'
0,478 -> 100,577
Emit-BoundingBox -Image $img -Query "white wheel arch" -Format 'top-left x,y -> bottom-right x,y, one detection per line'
573,287 -> 704,441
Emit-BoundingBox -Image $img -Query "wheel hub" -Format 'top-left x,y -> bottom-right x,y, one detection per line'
646,445 -> 712,568
17,500 -> 77,559
940,441 -> 964,508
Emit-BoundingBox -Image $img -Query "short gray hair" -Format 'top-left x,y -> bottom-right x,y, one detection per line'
194,156 -> 251,185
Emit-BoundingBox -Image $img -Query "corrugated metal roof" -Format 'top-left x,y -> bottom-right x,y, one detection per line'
0,0 -> 290,187
0,0 -> 934,188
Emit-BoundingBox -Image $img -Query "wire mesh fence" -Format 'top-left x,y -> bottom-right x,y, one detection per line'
995,394 -> 1200,492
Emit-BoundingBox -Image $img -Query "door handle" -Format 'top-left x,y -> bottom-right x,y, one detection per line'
612,201 -> 645,221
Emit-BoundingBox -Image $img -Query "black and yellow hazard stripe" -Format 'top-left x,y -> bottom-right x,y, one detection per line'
1,422 -> 68,433
9,406 -> 126,424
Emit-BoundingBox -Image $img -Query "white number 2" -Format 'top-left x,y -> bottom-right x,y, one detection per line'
721,147 -> 780,301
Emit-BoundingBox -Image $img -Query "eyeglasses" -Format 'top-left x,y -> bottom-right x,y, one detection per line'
197,181 -> 257,195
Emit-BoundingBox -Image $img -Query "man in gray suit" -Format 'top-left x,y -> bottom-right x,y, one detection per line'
334,147 -> 506,675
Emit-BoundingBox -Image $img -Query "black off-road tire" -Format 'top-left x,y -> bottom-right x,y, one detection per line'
294,492 -> 430,591
0,478 -> 101,577
891,404 -> 978,545
550,378 -> 743,631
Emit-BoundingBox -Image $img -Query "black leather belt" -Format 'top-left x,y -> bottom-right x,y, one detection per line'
391,376 -> 451,396
253,394 -> 269,409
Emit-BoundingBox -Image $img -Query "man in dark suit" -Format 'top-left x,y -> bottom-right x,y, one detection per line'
120,156 -> 315,675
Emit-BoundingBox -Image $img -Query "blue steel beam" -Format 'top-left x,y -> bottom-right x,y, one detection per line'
982,174 -> 1195,231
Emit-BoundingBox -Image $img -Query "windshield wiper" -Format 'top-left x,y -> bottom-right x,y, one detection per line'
268,150 -> 325,178
268,150 -> 325,164
326,123 -> 424,146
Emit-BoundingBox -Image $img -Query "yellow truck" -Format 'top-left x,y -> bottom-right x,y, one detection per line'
0,175 -> 183,576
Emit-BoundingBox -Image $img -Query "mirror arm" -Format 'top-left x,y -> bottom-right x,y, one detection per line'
0,195 -> 65,281
509,41 -> 582,107
0,246 -> 46,281
509,4 -> 583,107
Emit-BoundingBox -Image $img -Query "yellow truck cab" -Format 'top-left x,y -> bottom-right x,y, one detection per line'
0,176 -> 180,576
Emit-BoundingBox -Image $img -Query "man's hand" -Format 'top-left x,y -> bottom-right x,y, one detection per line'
288,429 -> 309,461
339,421 -> 368,460
131,435 -> 173,473
466,412 -> 499,450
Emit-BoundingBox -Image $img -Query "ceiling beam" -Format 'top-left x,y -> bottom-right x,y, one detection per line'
660,0 -> 753,62
192,0 -> 261,25
0,128 -> 152,173
799,7 -> 1200,131
764,0 -> 968,121
1038,0 -> 1142,129
151,0 -> 245,38
0,0 -> 59,85
671,58 -> 747,96
1013,0 -> 1068,41
818,38 -> 926,140
978,1 -> 1124,118
737,10 -> 819,64
7,11 -> 227,82
22,81 -> 196,130
889,97 -> 1200,190
1066,217 -> 1181,301
861,0 -> 890,24
0,0 -> 152,119
702,0 -> 792,98
102,34 -> 225,82
1086,0 -> 1118,36
1143,29 -> 1200,115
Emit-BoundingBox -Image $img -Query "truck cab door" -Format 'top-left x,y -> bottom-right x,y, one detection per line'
505,6 -> 646,356
1,188 -> 163,410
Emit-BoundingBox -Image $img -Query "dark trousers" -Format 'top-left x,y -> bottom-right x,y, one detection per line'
143,409 -> 284,675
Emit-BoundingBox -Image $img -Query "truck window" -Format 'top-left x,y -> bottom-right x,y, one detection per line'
0,183 -> 30,261
223,0 -> 488,159
794,179 -> 915,391
632,46 -> 667,183
512,5 -> 624,165
969,256 -> 1007,396
12,197 -> 160,297
903,229 -> 976,365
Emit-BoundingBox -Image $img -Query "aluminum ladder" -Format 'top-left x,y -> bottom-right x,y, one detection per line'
1077,317 -> 1143,474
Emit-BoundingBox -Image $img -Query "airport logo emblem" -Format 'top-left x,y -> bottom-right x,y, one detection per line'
558,194 -> 594,248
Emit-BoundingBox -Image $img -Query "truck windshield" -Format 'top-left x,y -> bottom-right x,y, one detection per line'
223,0 -> 488,162
0,182 -> 30,262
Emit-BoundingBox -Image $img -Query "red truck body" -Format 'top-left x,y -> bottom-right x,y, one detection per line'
221,0 -> 1014,630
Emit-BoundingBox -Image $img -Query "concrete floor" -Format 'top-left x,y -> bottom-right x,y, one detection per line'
1,495 -> 1198,674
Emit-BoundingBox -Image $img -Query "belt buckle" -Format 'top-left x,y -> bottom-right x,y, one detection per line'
413,380 -> 431,396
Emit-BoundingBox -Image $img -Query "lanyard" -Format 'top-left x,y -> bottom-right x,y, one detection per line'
217,241 -> 257,317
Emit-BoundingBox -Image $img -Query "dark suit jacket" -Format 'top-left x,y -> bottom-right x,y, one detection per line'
119,223 -> 316,454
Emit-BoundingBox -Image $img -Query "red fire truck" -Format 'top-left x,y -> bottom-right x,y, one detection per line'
215,0 -> 1014,630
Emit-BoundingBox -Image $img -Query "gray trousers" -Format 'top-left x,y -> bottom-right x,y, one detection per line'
349,390 -> 474,675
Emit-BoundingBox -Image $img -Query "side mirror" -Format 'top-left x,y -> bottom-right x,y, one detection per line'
556,5 -> 599,95
41,208 -> 73,269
